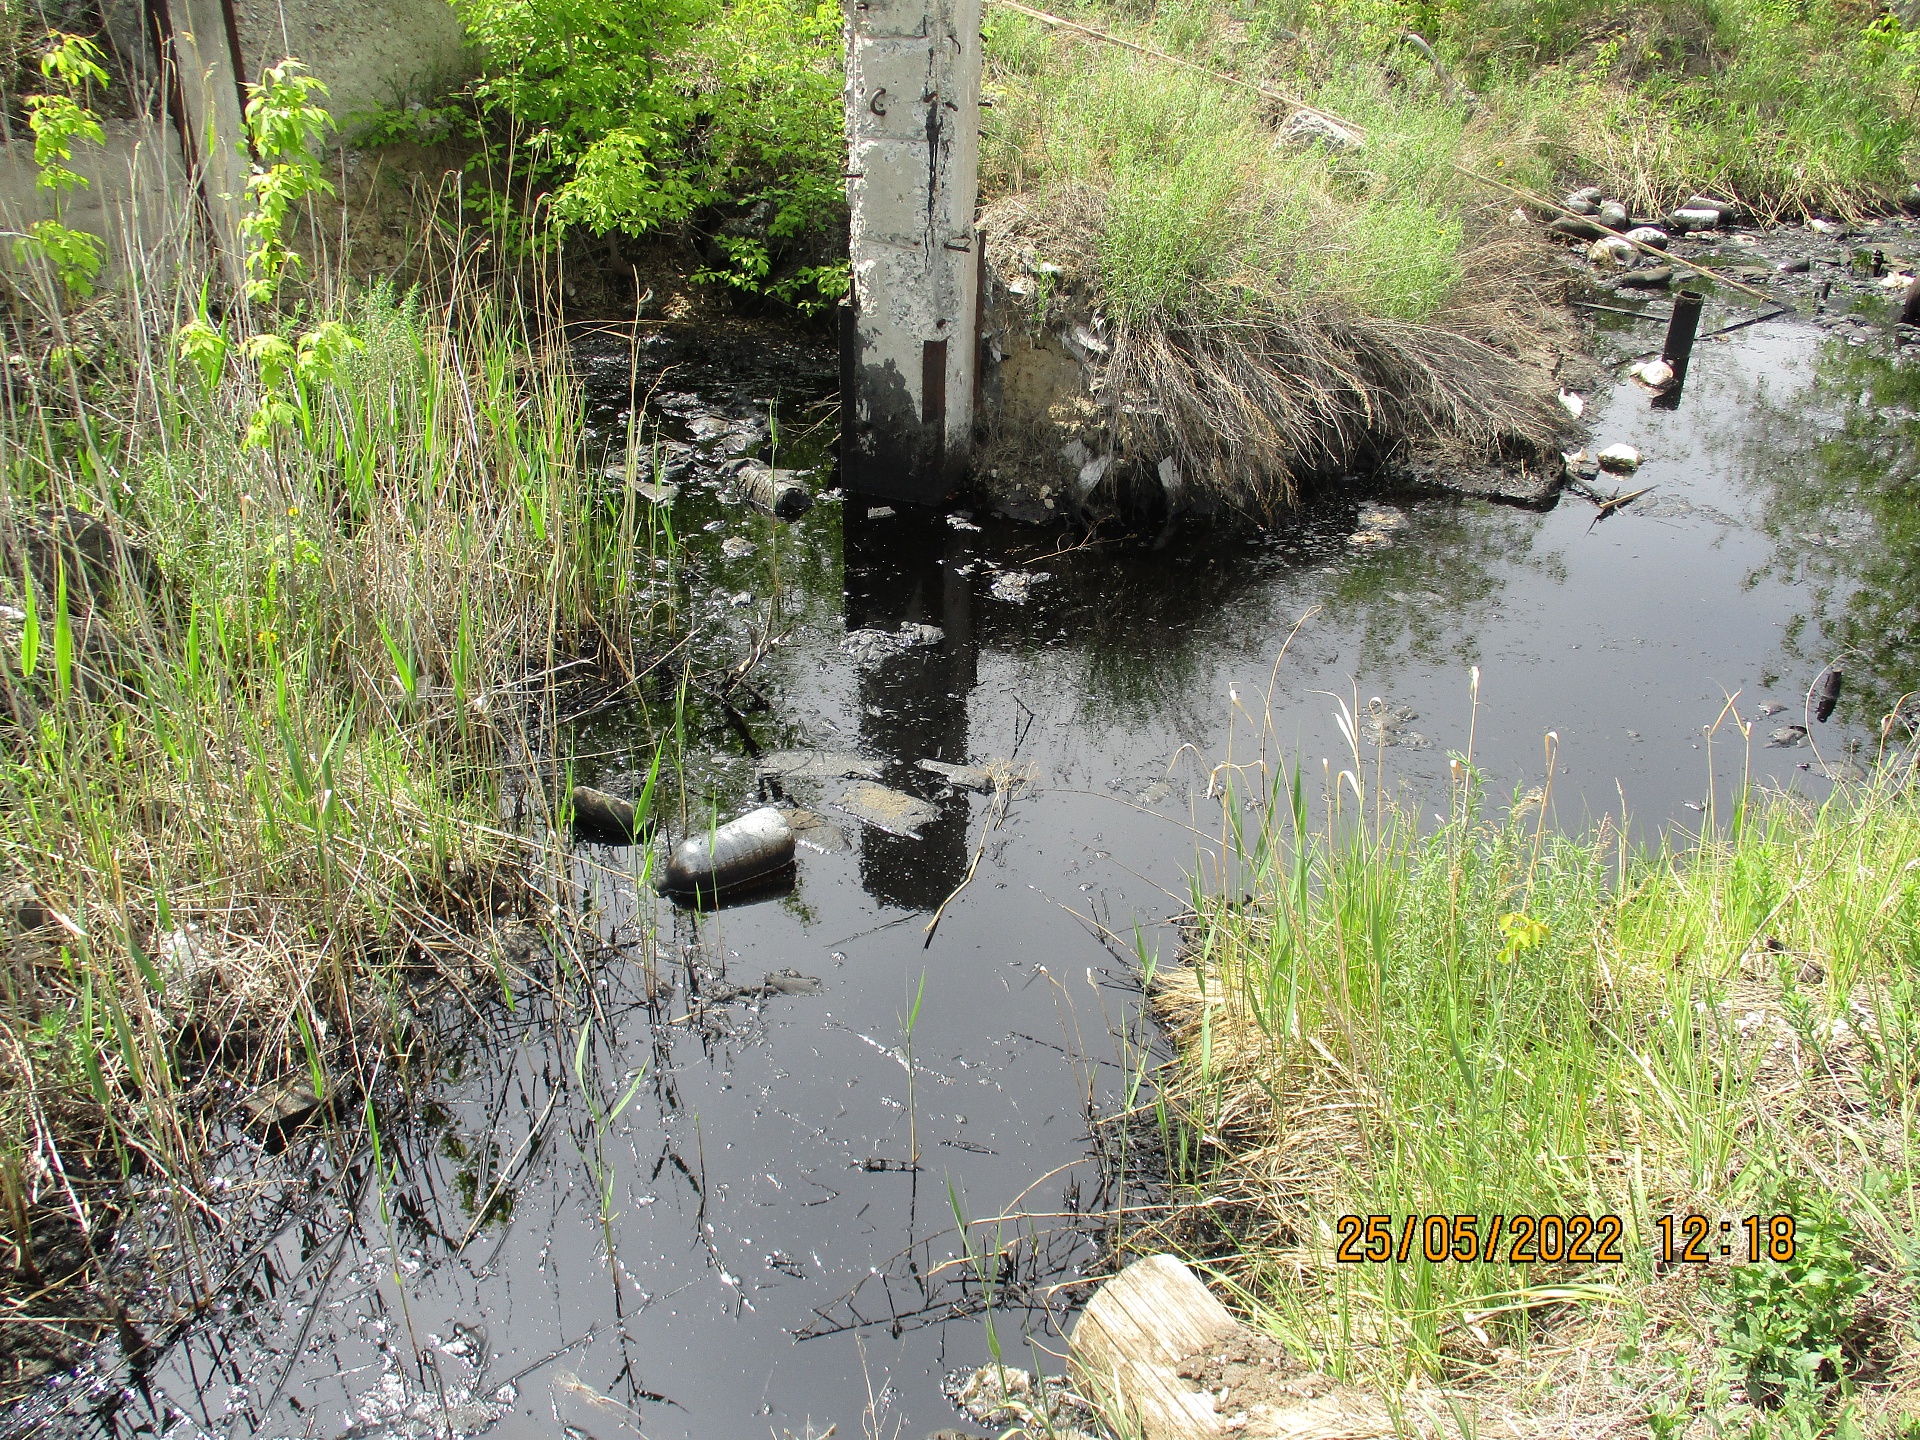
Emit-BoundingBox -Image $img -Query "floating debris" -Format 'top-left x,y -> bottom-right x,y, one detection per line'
729,461 -> 813,519
571,784 -> 651,845
947,512 -> 982,531
759,969 -> 824,996
1767,724 -> 1809,747
835,782 -> 940,838
656,807 -> 796,903
989,569 -> 1052,603
1758,702 -> 1787,716
721,535 -> 755,560
781,807 -> 854,852
944,1366 -> 1100,1439
758,750 -> 883,781
918,758 -> 995,792
841,622 -> 944,663
1348,502 -> 1405,548
1814,666 -> 1842,722
1629,358 -> 1675,390
1557,388 -> 1585,418
1361,697 -> 1431,749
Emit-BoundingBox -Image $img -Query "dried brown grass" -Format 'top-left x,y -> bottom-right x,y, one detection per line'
982,191 -> 1577,514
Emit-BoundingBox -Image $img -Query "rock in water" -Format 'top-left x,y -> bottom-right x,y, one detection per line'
1624,226 -> 1670,250
1814,667 -> 1842,722
572,785 -> 648,845
1597,201 -> 1630,230
835,782 -> 940,838
1768,724 -> 1809,747
1670,207 -> 1722,232
1568,185 -> 1604,204
1617,266 -> 1674,289
1550,216 -> 1608,241
1596,444 -> 1643,473
657,807 -> 796,902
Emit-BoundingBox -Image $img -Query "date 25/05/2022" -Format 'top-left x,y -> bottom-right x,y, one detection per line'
1334,1213 -> 1801,1266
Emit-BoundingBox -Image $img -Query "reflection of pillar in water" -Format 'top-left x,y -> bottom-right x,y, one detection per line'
842,502 -> 978,911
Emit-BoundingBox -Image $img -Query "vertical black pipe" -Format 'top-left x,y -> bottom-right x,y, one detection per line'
1652,288 -> 1704,411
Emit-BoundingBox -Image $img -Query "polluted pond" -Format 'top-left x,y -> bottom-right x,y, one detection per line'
14,250 -> 1920,1438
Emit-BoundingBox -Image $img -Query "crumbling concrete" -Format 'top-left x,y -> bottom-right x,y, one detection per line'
840,0 -> 983,505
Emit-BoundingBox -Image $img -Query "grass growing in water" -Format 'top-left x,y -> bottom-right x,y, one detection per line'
1137,675 -> 1920,1434
0,227 -> 668,1387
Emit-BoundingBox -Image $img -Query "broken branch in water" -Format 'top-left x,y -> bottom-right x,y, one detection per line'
1579,484 -> 1654,529
923,763 -> 1034,946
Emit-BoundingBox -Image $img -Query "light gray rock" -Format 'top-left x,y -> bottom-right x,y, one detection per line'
1276,109 -> 1364,151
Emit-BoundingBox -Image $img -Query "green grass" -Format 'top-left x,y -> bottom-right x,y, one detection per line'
983,0 -> 1920,335
1140,680 -> 1920,1434
982,21 -> 1529,326
0,244 -> 676,1383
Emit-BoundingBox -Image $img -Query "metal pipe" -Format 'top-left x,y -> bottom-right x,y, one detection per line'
1652,288 -> 1704,411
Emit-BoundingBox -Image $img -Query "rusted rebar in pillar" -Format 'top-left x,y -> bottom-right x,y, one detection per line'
840,0 -> 983,505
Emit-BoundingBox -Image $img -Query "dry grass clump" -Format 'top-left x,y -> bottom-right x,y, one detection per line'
978,30 -> 1579,513
1125,677 -> 1920,1436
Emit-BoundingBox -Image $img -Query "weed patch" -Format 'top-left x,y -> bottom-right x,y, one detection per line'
1131,672 -> 1920,1434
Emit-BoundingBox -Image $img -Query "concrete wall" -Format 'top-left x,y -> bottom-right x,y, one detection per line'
0,119 -> 187,288
0,0 -> 471,289
229,0 -> 470,129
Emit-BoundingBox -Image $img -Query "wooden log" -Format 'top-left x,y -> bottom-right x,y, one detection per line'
1070,1254 -> 1240,1439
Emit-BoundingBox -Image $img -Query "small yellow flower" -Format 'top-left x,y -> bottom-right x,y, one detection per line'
257,629 -> 277,646
287,504 -> 300,517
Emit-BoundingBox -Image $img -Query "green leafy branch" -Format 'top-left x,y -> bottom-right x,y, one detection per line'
13,32 -> 109,300
239,60 -> 337,306
173,58 -> 362,450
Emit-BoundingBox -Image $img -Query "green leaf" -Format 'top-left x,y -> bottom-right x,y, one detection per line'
19,564 -> 38,678
377,618 -> 418,699
52,560 -> 71,697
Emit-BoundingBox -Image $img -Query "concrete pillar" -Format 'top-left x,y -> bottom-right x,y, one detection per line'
841,0 -> 983,506
149,0 -> 252,293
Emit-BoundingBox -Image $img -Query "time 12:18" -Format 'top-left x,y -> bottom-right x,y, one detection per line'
1655,1214 -> 1797,1264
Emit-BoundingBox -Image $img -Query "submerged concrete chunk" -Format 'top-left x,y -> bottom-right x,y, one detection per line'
835,781 -> 939,837
758,750 -> 884,781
